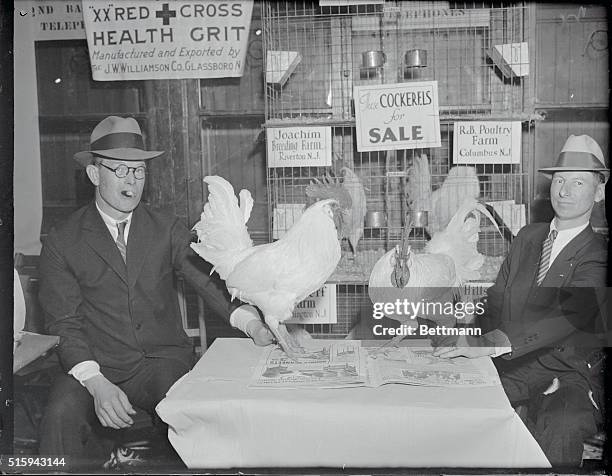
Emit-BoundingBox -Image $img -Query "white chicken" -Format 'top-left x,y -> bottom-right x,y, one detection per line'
428,166 -> 480,235
191,176 -> 343,357
368,197 -> 499,347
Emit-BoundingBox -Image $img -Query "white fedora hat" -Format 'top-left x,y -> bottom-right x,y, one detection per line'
538,134 -> 608,176
74,116 -> 164,167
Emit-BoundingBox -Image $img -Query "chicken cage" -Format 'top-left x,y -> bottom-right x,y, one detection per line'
262,1 -> 535,338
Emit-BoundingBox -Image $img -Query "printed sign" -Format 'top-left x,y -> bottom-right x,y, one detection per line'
320,0 -> 383,5
354,82 -> 441,152
81,0 -> 253,80
17,1 -> 86,40
286,285 -> 337,324
267,127 -> 332,168
352,3 -> 490,31
453,121 -> 521,164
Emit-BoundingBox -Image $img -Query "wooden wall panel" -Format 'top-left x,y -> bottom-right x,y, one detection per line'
36,40 -> 141,115
144,80 -> 202,225
536,4 -> 608,106
199,3 -> 265,113
201,118 -> 268,243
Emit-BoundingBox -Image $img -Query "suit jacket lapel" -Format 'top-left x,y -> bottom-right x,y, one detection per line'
126,205 -> 155,289
82,203 -> 128,284
519,225 -> 550,287
543,226 -> 595,287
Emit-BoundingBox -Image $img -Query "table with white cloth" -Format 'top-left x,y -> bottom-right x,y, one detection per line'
156,338 -> 551,469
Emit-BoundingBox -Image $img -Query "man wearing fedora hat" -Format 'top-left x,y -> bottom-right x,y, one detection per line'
434,134 -> 608,465
37,116 -> 274,465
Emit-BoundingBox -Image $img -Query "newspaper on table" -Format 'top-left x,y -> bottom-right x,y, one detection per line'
364,346 -> 500,387
250,341 -> 368,388
250,340 -> 500,389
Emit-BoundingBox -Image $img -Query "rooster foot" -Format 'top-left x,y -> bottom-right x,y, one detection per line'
273,324 -> 321,361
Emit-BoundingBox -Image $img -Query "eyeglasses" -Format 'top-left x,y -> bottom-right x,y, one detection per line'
98,162 -> 146,180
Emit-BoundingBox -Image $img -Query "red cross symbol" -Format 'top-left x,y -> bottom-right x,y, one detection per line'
155,3 -> 176,26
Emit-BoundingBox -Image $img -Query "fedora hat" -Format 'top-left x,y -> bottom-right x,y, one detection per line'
74,116 -> 164,167
538,134 -> 608,177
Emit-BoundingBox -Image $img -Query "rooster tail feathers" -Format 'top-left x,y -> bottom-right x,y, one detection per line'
191,176 -> 253,279
407,153 -> 432,212
440,198 -> 499,239
425,198 -> 500,284
340,167 -> 368,253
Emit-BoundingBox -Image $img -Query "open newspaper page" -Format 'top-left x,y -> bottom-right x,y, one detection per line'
250,340 -> 368,388
364,346 -> 501,388
251,341 -> 500,389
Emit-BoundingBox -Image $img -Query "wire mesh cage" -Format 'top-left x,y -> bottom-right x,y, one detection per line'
263,1 -> 531,123
263,1 -> 534,338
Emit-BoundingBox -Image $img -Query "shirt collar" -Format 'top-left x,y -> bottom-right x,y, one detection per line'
550,218 -> 588,240
95,202 -> 132,228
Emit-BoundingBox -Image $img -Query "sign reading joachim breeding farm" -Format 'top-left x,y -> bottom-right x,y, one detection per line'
266,126 -> 332,168
354,82 -> 441,152
81,0 -> 253,80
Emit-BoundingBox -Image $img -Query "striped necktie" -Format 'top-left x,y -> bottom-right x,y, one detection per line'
116,221 -> 127,263
536,229 -> 558,285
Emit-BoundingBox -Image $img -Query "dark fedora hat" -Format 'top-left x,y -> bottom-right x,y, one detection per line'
538,134 -> 608,177
74,116 -> 164,167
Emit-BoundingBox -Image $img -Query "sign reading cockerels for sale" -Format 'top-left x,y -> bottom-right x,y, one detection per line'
453,121 -> 522,164
81,0 -> 253,81
354,81 -> 442,152
266,126 -> 333,168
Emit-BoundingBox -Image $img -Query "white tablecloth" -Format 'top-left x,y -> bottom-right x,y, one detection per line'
156,338 -> 550,469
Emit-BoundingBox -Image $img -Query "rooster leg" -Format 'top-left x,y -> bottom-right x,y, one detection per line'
265,318 -> 305,360
286,324 -> 312,348
286,325 -> 327,360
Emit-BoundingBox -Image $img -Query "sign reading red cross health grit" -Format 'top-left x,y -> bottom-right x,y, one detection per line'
81,1 -> 253,80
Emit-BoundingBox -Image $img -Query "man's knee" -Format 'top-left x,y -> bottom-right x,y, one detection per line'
121,357 -> 191,412
532,385 -> 598,465
538,391 -> 597,436
148,359 -> 190,402
43,377 -> 93,423
39,376 -> 100,457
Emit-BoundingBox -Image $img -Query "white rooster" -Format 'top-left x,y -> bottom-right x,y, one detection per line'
191,176 -> 343,357
368,197 -> 499,347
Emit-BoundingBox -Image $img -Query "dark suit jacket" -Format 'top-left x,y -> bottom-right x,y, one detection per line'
39,202 -> 238,383
484,222 -> 608,388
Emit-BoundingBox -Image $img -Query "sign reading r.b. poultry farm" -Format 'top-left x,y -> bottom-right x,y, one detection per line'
354,82 -> 441,152
81,1 -> 253,80
453,121 -> 521,164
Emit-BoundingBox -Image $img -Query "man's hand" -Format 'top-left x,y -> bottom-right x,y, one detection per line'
83,375 -> 136,429
246,319 -> 276,346
432,335 -> 495,359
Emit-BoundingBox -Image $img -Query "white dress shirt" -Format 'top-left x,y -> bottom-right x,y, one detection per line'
549,219 -> 589,266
